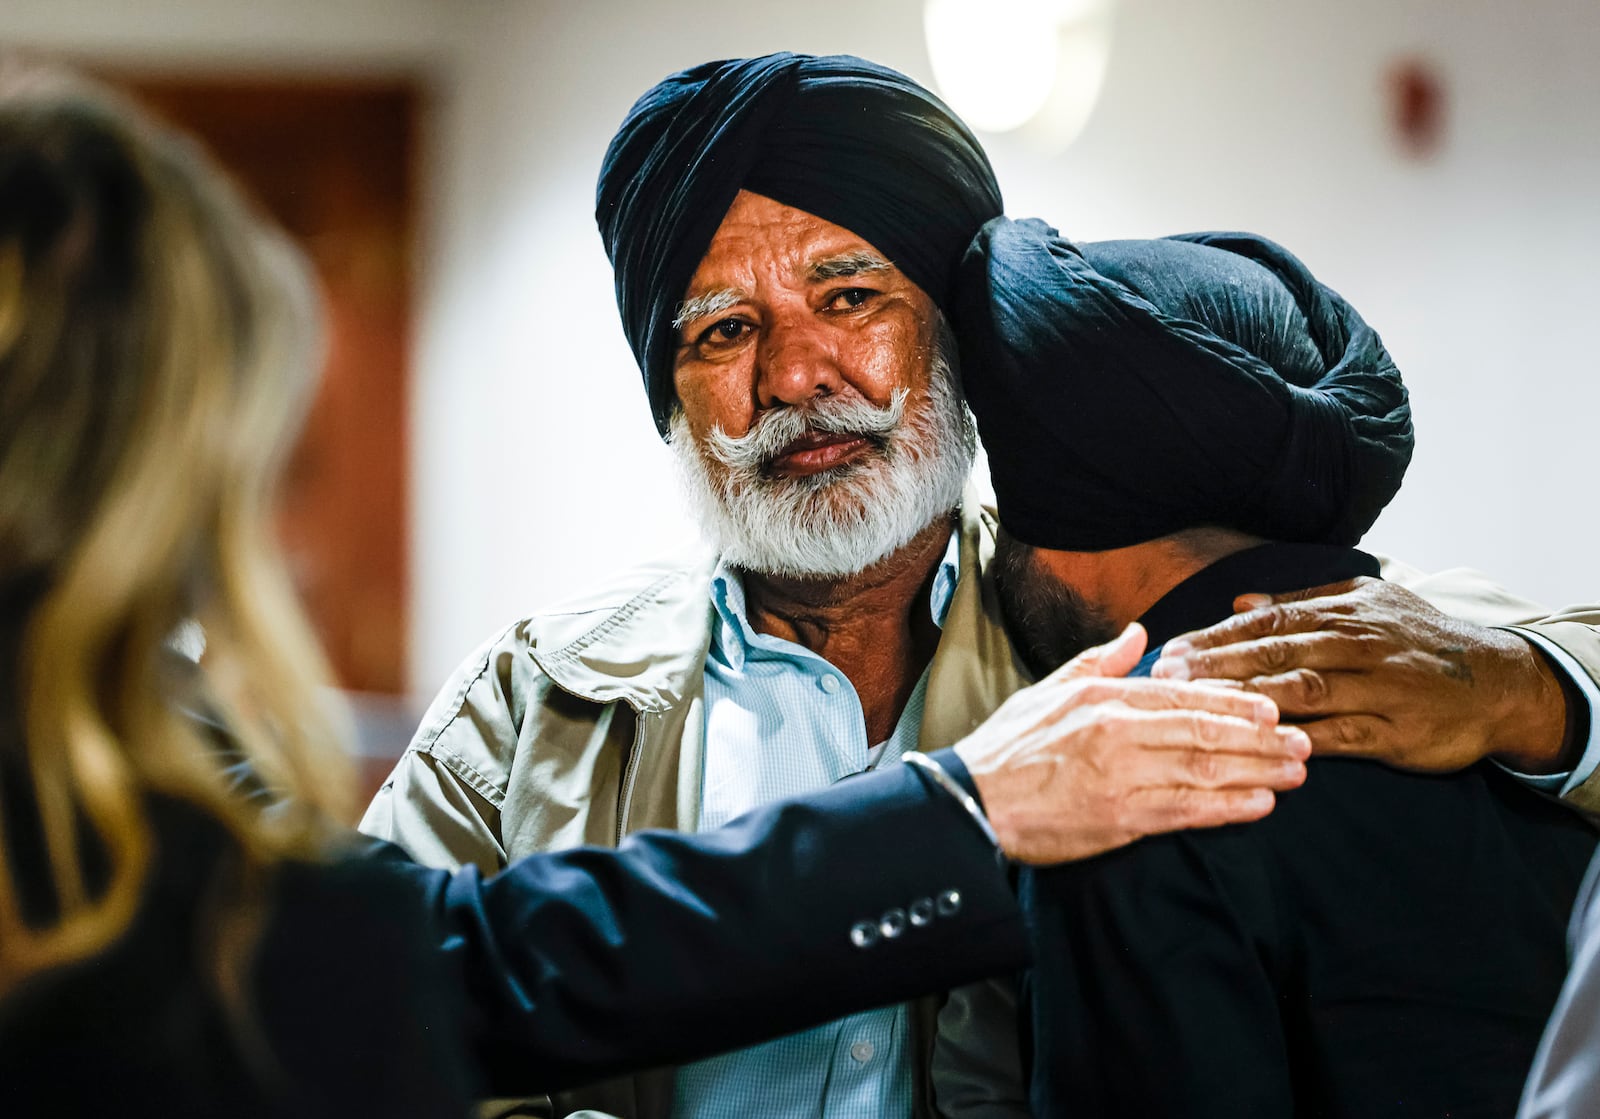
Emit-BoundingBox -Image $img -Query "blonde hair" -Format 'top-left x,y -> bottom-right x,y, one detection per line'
0,60 -> 353,991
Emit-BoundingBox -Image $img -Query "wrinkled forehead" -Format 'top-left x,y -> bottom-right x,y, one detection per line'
682,191 -> 899,299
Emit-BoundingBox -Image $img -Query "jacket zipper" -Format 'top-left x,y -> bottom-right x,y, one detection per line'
615,704 -> 646,847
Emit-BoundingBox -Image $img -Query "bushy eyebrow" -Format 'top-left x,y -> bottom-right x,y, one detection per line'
671,251 -> 890,332
807,250 -> 892,282
673,287 -> 744,331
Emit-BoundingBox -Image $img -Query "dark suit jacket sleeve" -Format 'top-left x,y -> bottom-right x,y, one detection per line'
359,748 -> 1026,1093
1021,828 -> 1291,1119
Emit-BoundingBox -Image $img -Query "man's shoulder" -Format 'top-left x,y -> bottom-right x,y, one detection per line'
1375,553 -> 1551,626
532,551 -> 718,623
408,551 -> 718,765
1146,759 -> 1596,906
520,550 -> 719,655
1031,760 -> 1593,963
434,550 -> 719,684
1056,758 -> 1582,881
366,551 -> 720,857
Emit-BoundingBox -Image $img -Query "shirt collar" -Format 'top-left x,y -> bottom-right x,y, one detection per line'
710,527 -> 962,672
1136,543 -> 1380,650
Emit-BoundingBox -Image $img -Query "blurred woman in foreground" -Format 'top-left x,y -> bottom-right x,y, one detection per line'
0,60 -> 472,1115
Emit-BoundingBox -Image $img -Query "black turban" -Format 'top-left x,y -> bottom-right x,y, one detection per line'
955,219 -> 1413,550
596,52 -> 1003,436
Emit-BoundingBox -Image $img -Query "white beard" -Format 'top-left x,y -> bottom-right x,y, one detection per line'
669,340 -> 975,579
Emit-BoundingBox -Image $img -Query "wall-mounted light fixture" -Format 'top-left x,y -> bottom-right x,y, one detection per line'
924,0 -> 1116,145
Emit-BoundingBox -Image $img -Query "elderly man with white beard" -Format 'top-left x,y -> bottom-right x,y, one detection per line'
364,51 -> 1600,1119
364,54 -> 1311,1118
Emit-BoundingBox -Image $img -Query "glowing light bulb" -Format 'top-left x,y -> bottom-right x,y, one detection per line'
924,0 -> 1115,143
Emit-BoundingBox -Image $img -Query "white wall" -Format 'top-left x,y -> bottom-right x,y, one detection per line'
0,0 -> 476,699
982,0 -> 1600,612
6,1 -> 1598,695
413,0 -> 1600,692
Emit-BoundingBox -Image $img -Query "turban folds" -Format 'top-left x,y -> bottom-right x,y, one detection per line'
955,219 -> 1413,550
596,53 -> 1003,435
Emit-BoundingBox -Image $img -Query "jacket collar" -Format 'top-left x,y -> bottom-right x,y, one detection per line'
1138,543 -> 1380,650
525,552 -> 719,713
707,532 -> 963,673
523,489 -> 1031,728
919,497 -> 1035,752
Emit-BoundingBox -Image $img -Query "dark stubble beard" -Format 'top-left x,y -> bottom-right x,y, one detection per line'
990,534 -> 1119,678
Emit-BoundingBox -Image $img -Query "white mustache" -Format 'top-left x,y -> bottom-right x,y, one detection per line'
700,389 -> 910,474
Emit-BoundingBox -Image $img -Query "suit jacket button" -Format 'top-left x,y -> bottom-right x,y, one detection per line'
909,898 -> 935,927
937,889 -> 963,917
850,920 -> 880,948
880,908 -> 908,939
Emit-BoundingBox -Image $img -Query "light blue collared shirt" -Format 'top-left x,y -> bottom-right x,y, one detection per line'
669,533 -> 961,1119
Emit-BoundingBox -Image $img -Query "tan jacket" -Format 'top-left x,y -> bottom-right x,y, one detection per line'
363,503 -> 1030,1117
362,510 -> 1600,1117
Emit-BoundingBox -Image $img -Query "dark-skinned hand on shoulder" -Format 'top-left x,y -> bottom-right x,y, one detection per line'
1149,577 -> 1581,776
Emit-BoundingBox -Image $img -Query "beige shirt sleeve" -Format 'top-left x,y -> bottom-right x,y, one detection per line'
1378,555 -> 1600,811
1376,554 -> 1557,625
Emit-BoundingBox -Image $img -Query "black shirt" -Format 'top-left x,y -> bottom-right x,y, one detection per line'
0,793 -> 476,1118
1021,544 -> 1598,1119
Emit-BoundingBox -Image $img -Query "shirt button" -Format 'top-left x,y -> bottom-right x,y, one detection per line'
936,889 -> 963,917
850,921 -> 880,949
850,1041 -> 875,1064
819,673 -> 842,694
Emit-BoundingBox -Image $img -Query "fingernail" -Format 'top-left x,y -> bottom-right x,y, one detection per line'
1152,657 -> 1190,681
1237,594 -> 1272,611
1281,727 -> 1312,758
1162,638 -> 1192,658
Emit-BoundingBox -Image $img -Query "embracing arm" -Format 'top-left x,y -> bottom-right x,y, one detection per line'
1503,601 -> 1600,808
1380,559 -> 1600,794
358,625 -> 1306,1093
362,752 -> 1025,1093
1150,564 -> 1600,811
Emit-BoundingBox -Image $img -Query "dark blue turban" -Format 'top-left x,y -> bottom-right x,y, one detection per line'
596,52 -> 1003,436
955,219 -> 1413,550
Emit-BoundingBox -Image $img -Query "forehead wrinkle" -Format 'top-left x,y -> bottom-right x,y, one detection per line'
807,250 -> 892,283
673,287 -> 744,330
